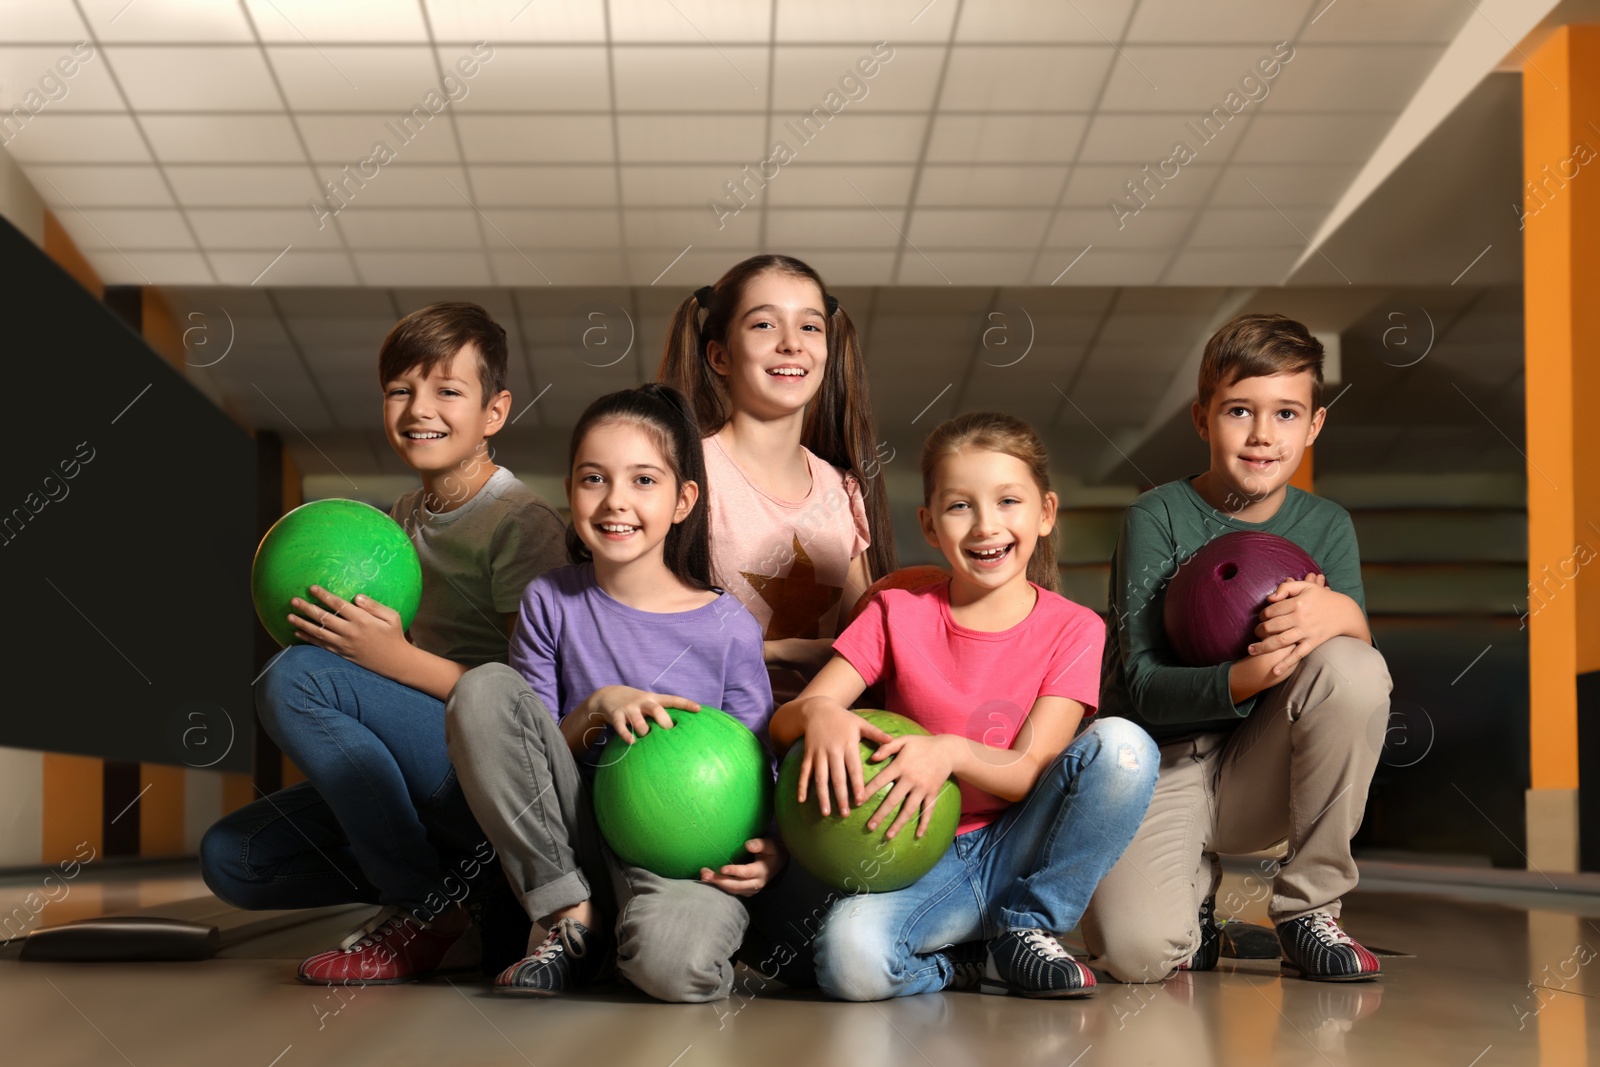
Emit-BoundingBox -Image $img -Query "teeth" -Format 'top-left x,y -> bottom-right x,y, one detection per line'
769,367 -> 805,376
599,523 -> 637,533
406,431 -> 445,439
970,546 -> 1008,559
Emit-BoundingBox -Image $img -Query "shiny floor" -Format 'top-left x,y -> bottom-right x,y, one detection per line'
1,862 -> 1596,1066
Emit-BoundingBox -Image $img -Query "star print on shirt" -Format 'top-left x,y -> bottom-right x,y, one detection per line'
741,535 -> 843,640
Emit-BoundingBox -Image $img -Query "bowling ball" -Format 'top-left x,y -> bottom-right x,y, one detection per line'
251,498 -> 423,649
846,566 -> 949,626
592,706 -> 773,879
1162,531 -> 1322,666
775,710 -> 961,893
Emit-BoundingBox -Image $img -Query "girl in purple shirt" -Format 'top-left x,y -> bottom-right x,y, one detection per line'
445,384 -> 778,1002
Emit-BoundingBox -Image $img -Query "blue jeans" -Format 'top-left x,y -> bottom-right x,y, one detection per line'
813,716 -> 1158,1001
200,645 -> 486,914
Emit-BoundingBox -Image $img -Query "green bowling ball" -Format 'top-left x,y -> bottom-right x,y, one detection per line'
250,498 -> 422,649
775,709 -> 961,893
592,706 -> 774,880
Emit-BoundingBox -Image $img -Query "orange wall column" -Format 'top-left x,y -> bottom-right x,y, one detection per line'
1521,25 -> 1600,872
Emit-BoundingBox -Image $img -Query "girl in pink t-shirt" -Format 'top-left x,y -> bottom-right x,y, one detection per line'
658,255 -> 894,703
770,412 -> 1158,1000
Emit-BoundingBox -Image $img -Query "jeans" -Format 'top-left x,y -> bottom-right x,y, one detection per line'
200,645 -> 488,915
813,716 -> 1159,1001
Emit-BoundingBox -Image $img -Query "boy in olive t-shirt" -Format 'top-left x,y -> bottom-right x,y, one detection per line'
1083,313 -> 1393,984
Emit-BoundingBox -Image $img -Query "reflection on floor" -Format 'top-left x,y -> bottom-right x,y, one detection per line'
1,861 -> 1595,1066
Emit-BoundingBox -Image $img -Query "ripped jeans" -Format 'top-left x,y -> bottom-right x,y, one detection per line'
813,717 -> 1158,1001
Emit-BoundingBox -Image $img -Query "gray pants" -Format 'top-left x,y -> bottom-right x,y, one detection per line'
445,663 -> 749,1002
1082,636 -> 1392,983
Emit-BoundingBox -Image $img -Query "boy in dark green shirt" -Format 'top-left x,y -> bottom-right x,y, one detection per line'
1084,314 -> 1392,983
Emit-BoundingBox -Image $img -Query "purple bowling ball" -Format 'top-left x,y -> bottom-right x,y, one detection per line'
1162,531 -> 1322,666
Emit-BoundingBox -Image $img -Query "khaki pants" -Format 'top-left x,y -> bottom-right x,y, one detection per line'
1082,636 -> 1392,983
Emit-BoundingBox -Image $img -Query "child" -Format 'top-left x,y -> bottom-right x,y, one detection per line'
200,302 -> 568,983
1082,313 -> 1393,983
771,412 -> 1158,1000
658,254 -> 895,704
445,384 -> 778,1002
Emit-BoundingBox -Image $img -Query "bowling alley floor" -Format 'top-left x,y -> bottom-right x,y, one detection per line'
2,860 -> 1597,1066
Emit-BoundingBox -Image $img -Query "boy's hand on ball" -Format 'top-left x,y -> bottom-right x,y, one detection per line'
698,837 -> 788,896
287,586 -> 409,674
862,734 -> 956,841
1251,572 -> 1355,674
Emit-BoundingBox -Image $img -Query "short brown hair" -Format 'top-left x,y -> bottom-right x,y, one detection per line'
377,302 -> 508,407
1198,313 -> 1323,410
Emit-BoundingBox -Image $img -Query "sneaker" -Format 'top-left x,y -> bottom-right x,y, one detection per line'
1178,895 -> 1220,972
492,917 -> 612,997
983,929 -> 1096,998
297,904 -> 471,985
1276,912 -> 1381,982
944,941 -> 987,992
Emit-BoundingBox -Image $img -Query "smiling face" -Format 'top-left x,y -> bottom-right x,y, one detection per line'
919,447 -> 1057,594
1192,369 -> 1325,520
566,418 -> 698,571
705,270 -> 828,420
382,343 -> 509,481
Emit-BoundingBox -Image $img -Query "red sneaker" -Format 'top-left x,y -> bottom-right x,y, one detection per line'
297,905 -> 472,985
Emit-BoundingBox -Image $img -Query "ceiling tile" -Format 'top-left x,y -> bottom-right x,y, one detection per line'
266,45 -> 441,112
1260,45 -> 1442,113
942,46 -> 1110,111
767,208 -> 905,249
458,115 -> 615,162
1304,0 -> 1471,44
484,207 -> 622,247
955,0 -> 1136,43
333,207 -> 482,248
896,250 -> 1036,284
242,0 -> 429,43
1050,204 -> 1197,249
1,3 -> 90,39
762,164 -> 915,206
926,115 -> 1090,164
30,164 -> 174,206
166,164 -> 319,207
299,114 -> 463,164
916,165 -> 1063,207
354,251 -> 491,285
450,46 -> 610,111
622,207 -> 758,250
110,46 -> 281,111
423,0 -> 607,42
211,249 -> 357,285
54,207 -> 194,249
1061,162 -> 1220,207
3,113 -> 151,163
1124,0 -> 1314,42
772,45 -> 943,112
773,113 -> 925,163
0,46 -> 124,110
613,46 -> 768,109
188,208 -> 344,249
609,0 -> 770,42
908,208 -> 1053,248
615,114 -> 764,163
1099,46 -> 1282,112
142,114 -> 303,163
90,249 -> 213,284
1026,248 -> 1167,284
1186,205 -> 1328,247
85,0 -> 254,41
1078,114 -> 1243,164
474,165 -> 618,206
1208,163 -> 1355,206
775,0 -> 955,43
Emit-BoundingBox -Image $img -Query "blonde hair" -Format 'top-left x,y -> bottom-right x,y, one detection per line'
920,411 -> 1059,594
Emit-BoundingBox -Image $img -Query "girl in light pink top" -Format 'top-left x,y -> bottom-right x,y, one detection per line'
658,254 -> 895,702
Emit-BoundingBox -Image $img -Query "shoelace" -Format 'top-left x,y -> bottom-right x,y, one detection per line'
1023,930 -> 1070,960
525,922 -> 583,965
338,906 -> 414,952
1308,915 -> 1356,947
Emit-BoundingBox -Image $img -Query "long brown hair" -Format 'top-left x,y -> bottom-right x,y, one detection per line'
564,384 -> 716,592
656,254 -> 896,582
920,411 -> 1059,594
